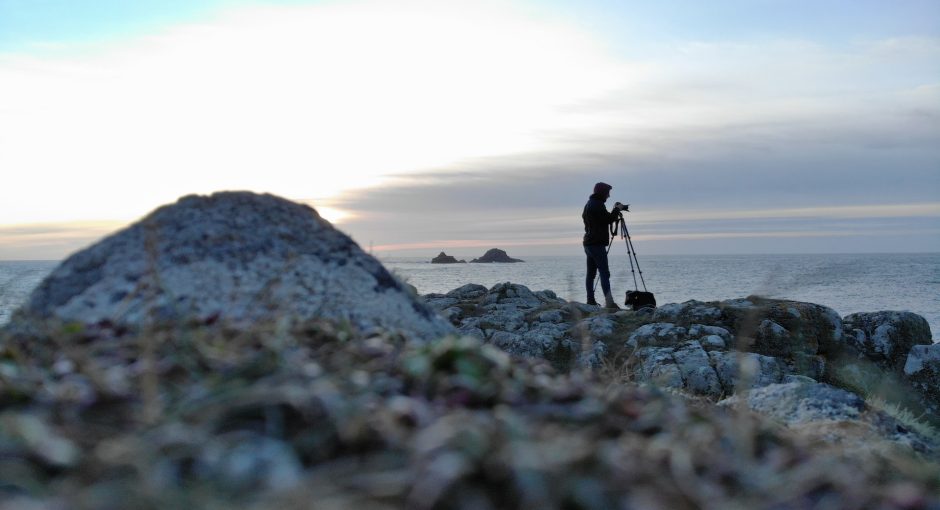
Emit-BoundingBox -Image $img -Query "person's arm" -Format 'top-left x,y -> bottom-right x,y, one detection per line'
587,200 -> 618,225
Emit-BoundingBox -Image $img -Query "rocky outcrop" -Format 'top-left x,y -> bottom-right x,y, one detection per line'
424,284 -> 939,451
6,192 -> 454,342
430,251 -> 466,264
844,311 -> 933,370
470,248 -> 523,263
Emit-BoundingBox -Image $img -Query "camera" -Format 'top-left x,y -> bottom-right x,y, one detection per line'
614,202 -> 629,212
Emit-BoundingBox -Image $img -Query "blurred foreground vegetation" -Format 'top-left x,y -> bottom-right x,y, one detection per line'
0,320 -> 938,509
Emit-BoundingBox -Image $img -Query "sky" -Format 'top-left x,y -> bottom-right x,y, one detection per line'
1,0 -> 938,259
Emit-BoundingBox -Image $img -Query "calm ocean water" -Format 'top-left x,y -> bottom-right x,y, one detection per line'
1,254 -> 938,340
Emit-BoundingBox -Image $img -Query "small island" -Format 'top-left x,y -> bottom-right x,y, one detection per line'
431,251 -> 466,264
470,248 -> 524,263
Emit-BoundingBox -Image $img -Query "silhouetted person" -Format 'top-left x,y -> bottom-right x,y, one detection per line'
582,182 -> 627,308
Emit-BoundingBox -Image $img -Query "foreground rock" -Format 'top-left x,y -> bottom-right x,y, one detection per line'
430,251 -> 466,264
470,248 -> 523,263
1,322 -> 937,508
7,192 -> 454,341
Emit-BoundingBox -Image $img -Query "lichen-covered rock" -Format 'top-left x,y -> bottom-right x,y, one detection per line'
626,323 -> 687,348
635,347 -> 684,390
652,300 -> 723,327
844,311 -> 933,370
753,319 -> 796,357
446,283 -> 488,301
672,341 -> 722,397
577,341 -> 609,369
482,282 -> 541,309
576,316 -> 616,339
708,351 -> 786,394
534,289 -> 565,305
719,381 -> 865,424
7,192 -> 454,342
904,343 -> 940,414
479,308 -> 528,333
720,297 -> 843,359
687,324 -> 731,351
688,324 -> 732,343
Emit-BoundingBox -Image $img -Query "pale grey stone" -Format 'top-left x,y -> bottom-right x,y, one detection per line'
719,382 -> 865,424
445,283 -> 488,301
672,341 -> 722,397
482,282 -> 541,309
700,335 -> 727,350
538,310 -> 564,323
653,300 -> 722,326
688,324 -> 732,343
905,343 -> 940,376
626,323 -> 687,348
577,316 -> 616,339
708,351 -> 785,394
843,311 -> 933,369
10,192 -> 454,341
577,341 -> 609,369
534,289 -> 565,304
478,308 -> 527,332
904,343 -> 940,415
635,347 -> 683,390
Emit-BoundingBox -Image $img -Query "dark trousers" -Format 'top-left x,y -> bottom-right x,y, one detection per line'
584,244 -> 611,300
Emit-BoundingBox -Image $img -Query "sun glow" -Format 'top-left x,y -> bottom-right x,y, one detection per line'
0,0 -> 627,225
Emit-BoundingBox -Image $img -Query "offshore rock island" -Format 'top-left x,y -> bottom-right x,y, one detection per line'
1,192 -> 938,508
430,251 -> 466,263
470,248 -> 524,263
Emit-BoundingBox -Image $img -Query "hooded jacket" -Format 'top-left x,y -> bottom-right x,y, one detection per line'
582,193 -> 620,246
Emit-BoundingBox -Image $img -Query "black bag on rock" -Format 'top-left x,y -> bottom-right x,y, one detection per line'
625,290 -> 656,310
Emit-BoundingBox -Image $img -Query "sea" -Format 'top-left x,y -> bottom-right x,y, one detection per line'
1,254 -> 938,341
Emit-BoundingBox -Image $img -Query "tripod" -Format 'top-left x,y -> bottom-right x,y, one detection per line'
593,212 -> 649,297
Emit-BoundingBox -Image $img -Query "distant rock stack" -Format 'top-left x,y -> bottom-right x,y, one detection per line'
431,251 -> 466,264
7,192 -> 455,341
470,248 -> 523,263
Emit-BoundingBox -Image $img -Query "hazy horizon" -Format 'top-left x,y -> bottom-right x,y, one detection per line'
2,0 -> 938,259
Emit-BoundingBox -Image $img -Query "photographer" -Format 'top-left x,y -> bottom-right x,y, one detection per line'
582,182 -> 628,308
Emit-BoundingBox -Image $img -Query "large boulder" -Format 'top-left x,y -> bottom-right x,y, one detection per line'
7,192 -> 455,341
719,297 -> 842,375
843,311 -> 933,371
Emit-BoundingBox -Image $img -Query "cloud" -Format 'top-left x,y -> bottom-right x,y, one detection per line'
0,221 -> 126,259
0,0 -> 630,224
0,2 -> 937,257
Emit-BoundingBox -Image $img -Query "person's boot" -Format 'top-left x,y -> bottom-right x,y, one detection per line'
586,296 -> 599,306
604,292 -> 620,310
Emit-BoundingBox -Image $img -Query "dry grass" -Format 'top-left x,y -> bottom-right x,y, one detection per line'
1,319 -> 938,509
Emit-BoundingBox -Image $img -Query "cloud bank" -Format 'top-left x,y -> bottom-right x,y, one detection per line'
0,1 -> 937,257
